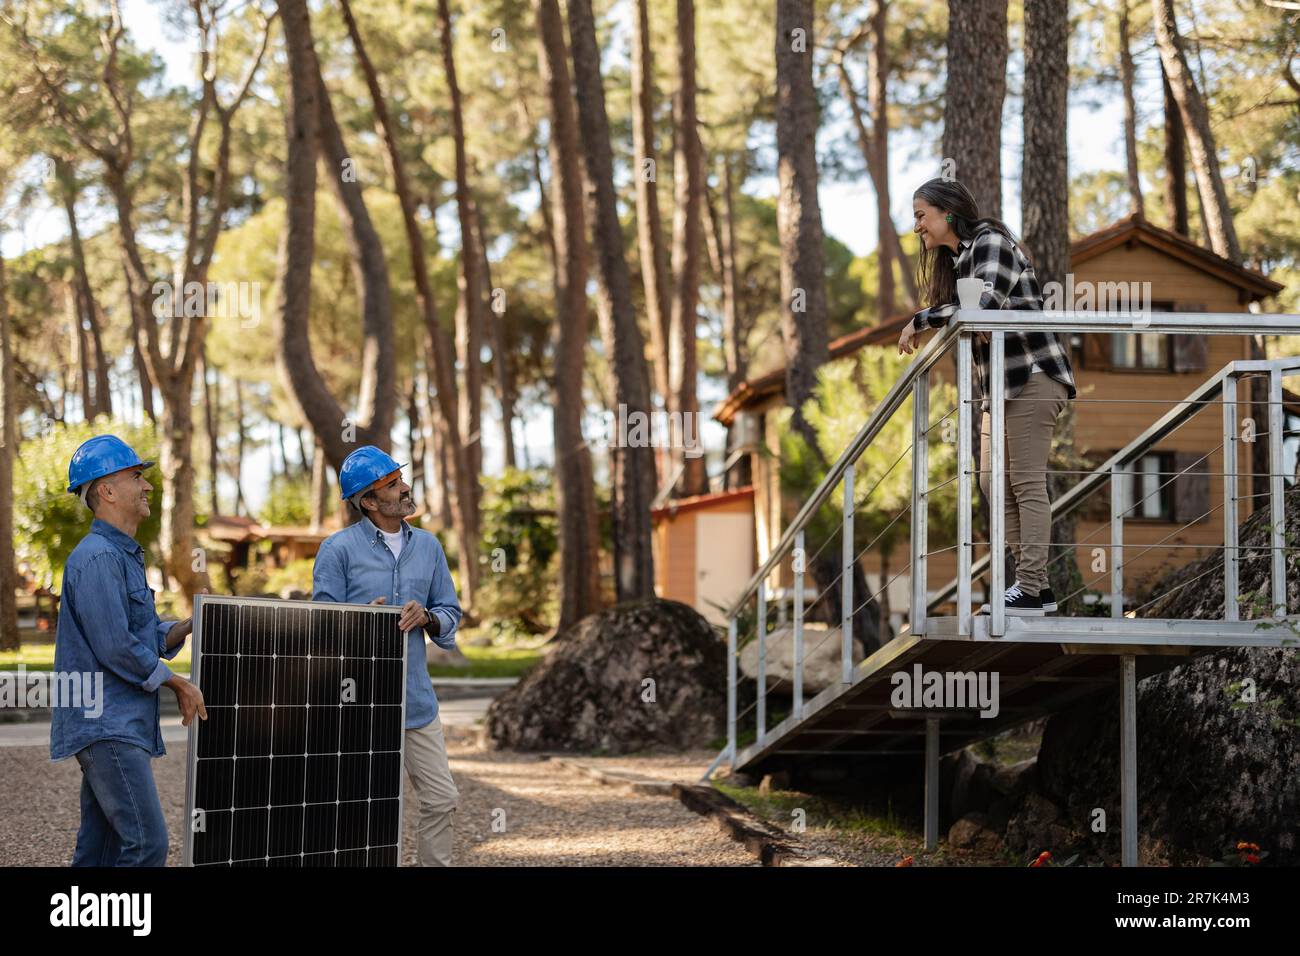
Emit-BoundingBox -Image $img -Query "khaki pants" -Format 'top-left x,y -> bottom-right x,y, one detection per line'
404,715 -> 459,866
978,372 -> 1069,595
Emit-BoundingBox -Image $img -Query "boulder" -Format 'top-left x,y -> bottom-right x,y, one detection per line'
948,812 -> 1003,854
1004,791 -> 1063,856
485,598 -> 726,753
737,622 -> 863,696
1037,488 -> 1300,863
426,642 -> 471,668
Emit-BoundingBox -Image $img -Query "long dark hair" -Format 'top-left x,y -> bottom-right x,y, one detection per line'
912,178 -> 1028,310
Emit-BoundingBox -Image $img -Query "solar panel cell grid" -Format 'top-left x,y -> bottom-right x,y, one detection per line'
184,596 -> 408,867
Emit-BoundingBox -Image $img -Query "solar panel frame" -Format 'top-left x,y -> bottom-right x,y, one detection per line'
183,594 -> 409,867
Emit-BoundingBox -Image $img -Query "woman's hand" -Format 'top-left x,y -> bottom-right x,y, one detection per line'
898,318 -> 920,355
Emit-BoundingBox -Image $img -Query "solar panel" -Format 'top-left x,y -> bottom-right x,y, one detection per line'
183,595 -> 408,867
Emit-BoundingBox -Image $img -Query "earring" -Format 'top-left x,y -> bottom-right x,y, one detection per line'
945,214 -> 954,223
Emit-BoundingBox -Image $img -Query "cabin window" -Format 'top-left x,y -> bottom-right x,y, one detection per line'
1116,452 -> 1175,520
1110,333 -> 1170,370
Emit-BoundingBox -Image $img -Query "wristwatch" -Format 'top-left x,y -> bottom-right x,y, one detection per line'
424,608 -> 440,636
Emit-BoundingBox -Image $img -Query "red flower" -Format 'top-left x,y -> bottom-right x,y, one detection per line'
1030,851 -> 1052,867
1245,854 -> 1261,865
895,855 -> 914,867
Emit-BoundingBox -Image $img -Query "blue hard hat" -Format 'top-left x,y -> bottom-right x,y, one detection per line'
66,435 -> 155,493
338,446 -> 406,500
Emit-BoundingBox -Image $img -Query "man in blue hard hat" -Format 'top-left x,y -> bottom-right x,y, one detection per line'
312,445 -> 463,866
53,434 -> 208,866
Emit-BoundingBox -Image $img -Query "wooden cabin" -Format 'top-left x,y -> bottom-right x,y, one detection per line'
651,487 -> 756,626
712,215 -> 1289,623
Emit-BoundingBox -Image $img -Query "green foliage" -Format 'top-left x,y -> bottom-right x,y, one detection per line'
262,558 -> 317,599
13,417 -> 161,590
259,472 -> 314,528
778,348 -> 959,568
476,468 -> 559,637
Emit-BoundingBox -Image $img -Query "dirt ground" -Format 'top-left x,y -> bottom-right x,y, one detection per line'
0,726 -> 759,867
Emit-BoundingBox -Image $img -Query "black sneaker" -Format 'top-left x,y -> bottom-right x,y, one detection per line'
1039,586 -> 1058,614
978,583 -> 1045,616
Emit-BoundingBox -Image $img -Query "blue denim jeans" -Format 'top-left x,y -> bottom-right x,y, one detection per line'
71,739 -> 169,866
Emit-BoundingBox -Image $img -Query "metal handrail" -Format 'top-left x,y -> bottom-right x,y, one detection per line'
714,309 -> 1300,782
724,309 -> 1300,622
925,353 -> 1300,610
721,319 -> 961,619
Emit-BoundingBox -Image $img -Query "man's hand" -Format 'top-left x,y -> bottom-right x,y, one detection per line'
166,588 -> 210,650
397,600 -> 431,633
372,596 -> 431,632
165,675 -> 207,727
898,318 -> 920,355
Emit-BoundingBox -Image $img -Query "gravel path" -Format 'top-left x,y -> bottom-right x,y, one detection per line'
0,727 -> 756,867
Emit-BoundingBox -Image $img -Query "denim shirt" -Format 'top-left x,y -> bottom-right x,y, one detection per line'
50,519 -> 182,761
311,516 -> 462,730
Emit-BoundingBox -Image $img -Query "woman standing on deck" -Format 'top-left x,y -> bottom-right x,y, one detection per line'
897,178 -> 1076,616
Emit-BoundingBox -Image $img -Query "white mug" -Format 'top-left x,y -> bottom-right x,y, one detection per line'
957,277 -> 994,309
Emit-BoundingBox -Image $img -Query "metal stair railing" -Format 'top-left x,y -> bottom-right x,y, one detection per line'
705,309 -> 1300,786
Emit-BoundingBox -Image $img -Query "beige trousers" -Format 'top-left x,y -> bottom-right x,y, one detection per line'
978,372 -> 1069,595
404,715 -> 459,866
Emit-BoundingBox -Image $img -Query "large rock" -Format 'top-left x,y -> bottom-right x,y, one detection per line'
737,622 -> 863,696
485,598 -> 726,753
948,812 -> 1003,855
1036,488 -> 1300,863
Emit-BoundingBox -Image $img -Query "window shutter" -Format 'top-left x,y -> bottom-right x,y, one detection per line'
1171,335 -> 1207,372
1082,333 -> 1111,370
1172,451 -> 1210,523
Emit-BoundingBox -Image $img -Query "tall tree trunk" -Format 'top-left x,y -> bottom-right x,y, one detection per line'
835,49 -> 918,313
942,0 -> 1007,218
314,67 -> 397,450
273,0 -> 396,532
1023,0 -> 1080,613
1022,0 -> 1069,286
338,0 -> 478,603
437,0 -> 486,525
867,0 -> 896,318
534,0 -> 602,630
1162,59 -> 1190,235
776,0 -> 830,457
568,0 -> 658,600
708,158 -> 753,489
0,254 -> 19,651
202,346 -> 221,515
233,378 -> 246,516
407,377 -> 423,501
1119,0 -> 1145,218
669,0 -> 708,497
133,331 -> 156,423
632,0 -> 672,407
310,446 -> 328,532
474,197 -> 518,470
67,288 -> 92,418
1152,0 -> 1240,262
56,158 -> 111,418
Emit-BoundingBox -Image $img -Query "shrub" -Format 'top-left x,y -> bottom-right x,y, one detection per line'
476,468 -> 558,636
14,417 -> 162,590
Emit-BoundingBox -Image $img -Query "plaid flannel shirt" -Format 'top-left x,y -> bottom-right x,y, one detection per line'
912,226 -> 1076,412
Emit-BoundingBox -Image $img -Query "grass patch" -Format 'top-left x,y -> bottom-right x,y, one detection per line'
2,639 -> 541,681
713,780 -> 913,839
428,641 -> 544,679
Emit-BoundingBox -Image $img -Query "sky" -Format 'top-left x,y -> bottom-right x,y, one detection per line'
5,0 -> 1150,517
